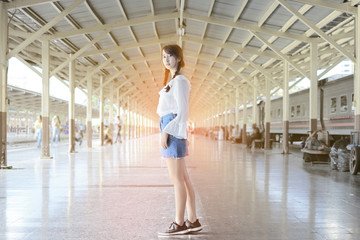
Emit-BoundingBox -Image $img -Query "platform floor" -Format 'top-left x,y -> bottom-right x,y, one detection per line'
1,134 -> 360,240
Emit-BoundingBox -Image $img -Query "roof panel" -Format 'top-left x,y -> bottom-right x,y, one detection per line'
110,27 -> 136,46
156,19 -> 177,38
153,0 -> 177,15
131,22 -> 157,42
186,0 -> 212,17
185,19 -> 206,38
226,29 -> 250,45
239,0 -> 274,25
204,23 -> 231,42
120,0 -> 152,19
87,0 -> 124,24
211,0 -> 243,21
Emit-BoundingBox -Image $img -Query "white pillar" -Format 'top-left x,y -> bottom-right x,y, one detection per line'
117,89 -> 120,116
225,95 -> 229,126
283,61 -> 290,154
100,76 -> 104,145
265,78 -> 271,149
252,76 -> 258,125
355,7 -> 360,131
86,75 -> 92,148
0,2 -> 9,167
127,96 -> 130,139
309,42 -> 318,132
109,86 -> 114,136
242,93 -> 247,143
41,40 -> 51,158
68,56 -> 76,153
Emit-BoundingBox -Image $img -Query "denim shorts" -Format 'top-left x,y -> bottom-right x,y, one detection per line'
160,113 -> 188,159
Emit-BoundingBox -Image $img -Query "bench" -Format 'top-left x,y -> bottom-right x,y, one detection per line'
252,131 -> 273,149
301,130 -> 330,164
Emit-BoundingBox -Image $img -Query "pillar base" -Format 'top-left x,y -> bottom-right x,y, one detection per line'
282,120 -> 289,154
0,165 -> 13,169
41,156 -> 53,159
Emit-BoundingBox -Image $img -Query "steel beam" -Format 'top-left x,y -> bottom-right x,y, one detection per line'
277,0 -> 355,62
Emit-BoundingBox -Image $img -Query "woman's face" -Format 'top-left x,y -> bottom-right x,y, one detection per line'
162,50 -> 179,71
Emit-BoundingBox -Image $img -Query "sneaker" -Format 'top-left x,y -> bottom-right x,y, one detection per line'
158,222 -> 188,236
185,219 -> 202,233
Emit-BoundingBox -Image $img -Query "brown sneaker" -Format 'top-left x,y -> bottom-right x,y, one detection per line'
185,219 -> 202,233
158,222 -> 188,236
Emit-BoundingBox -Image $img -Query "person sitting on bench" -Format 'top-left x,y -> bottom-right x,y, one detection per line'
305,130 -> 329,151
247,124 -> 261,148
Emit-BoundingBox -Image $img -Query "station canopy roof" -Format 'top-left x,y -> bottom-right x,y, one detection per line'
7,85 -> 100,118
3,0 -> 359,121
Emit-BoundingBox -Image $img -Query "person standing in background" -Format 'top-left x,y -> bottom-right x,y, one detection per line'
114,115 -> 122,143
51,115 -> 61,144
34,115 -> 42,148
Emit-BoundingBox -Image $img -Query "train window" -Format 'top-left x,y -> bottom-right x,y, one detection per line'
330,97 -> 337,114
277,108 -> 281,118
340,95 -> 348,112
302,103 -> 306,116
291,106 -> 295,118
296,105 -> 301,116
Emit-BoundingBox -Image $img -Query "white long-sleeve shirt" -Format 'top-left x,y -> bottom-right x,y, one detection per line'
157,75 -> 191,139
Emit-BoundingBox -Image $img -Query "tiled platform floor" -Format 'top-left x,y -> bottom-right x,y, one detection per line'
1,134 -> 360,240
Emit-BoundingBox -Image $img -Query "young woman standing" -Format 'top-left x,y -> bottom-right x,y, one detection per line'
157,45 -> 202,236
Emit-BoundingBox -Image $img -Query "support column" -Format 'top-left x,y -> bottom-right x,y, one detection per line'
265,78 -> 271,149
217,102 -> 221,127
86,74 -> 92,148
309,42 -> 318,133
252,77 -> 258,125
41,40 -> 51,158
117,90 -> 120,116
100,76 -> 104,145
242,94 -> 247,144
225,95 -> 229,126
235,88 -> 240,133
355,7 -> 360,131
127,96 -> 130,140
109,87 -> 114,137
0,2 -> 10,168
134,102 -> 137,138
283,61 -> 290,154
68,56 -> 76,153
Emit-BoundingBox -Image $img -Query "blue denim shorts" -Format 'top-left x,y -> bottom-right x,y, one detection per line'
160,113 -> 188,159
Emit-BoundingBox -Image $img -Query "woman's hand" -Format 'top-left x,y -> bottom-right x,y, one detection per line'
161,132 -> 168,149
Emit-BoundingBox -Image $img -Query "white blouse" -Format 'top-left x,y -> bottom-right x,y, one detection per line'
157,75 -> 191,139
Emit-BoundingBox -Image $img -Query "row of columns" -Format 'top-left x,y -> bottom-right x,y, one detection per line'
0,2 -> 158,167
200,38 -> 360,153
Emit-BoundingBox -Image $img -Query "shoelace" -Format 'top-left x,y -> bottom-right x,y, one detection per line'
169,222 -> 177,229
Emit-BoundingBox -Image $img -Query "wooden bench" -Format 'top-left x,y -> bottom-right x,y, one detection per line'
301,130 -> 330,164
252,131 -> 273,149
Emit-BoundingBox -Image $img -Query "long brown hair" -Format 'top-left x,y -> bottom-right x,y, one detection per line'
162,45 -> 185,89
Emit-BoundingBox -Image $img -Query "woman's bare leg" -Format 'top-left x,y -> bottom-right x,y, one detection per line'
166,158 -> 187,225
182,161 -> 197,222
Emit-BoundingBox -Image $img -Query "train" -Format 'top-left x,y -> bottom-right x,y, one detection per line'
251,74 -> 355,143
198,74 -> 355,145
